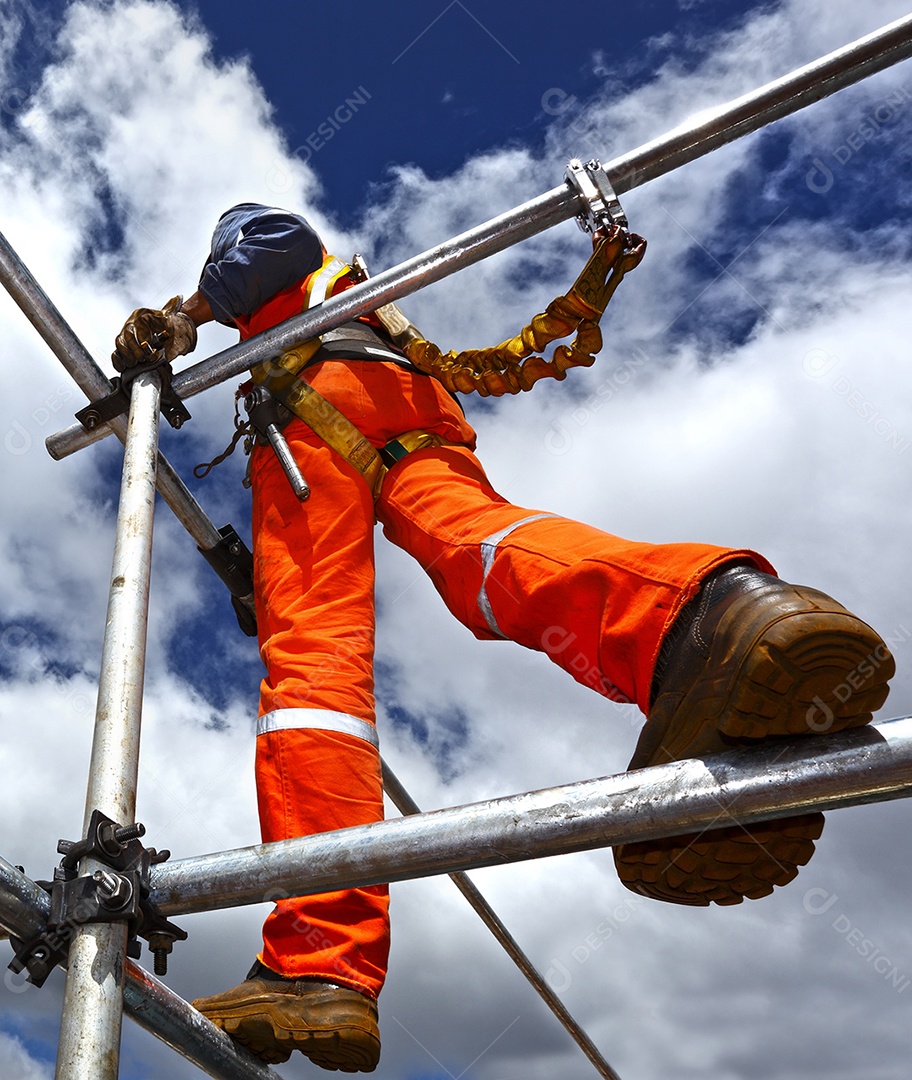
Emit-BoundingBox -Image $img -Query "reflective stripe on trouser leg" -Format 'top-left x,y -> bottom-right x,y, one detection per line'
258,707 -> 380,747
376,445 -> 773,710
477,513 -> 559,637
256,719 -> 388,998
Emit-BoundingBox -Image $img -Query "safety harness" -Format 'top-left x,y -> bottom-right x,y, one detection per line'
197,221 -> 645,502
248,340 -> 450,501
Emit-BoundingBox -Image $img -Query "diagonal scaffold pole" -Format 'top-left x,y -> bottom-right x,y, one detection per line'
382,762 -> 622,1080
0,858 -> 282,1080
0,230 -> 256,622
54,370 -> 162,1080
149,717 -> 912,917
44,12 -> 912,462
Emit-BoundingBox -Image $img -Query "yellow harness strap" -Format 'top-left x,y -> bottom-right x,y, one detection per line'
250,347 -> 450,500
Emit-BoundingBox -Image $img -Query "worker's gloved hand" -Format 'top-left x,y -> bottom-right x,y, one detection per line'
112,295 -> 198,372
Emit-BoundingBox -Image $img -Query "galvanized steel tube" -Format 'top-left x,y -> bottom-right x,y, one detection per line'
44,12 -> 912,462
123,964 -> 284,1080
0,228 -> 223,550
606,12 -> 912,191
55,372 -> 161,1080
0,856 -> 52,944
150,717 -> 912,917
0,858 -> 282,1080
80,371 -> 161,830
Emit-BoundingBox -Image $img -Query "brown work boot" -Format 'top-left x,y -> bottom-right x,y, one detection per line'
614,564 -> 893,906
192,960 -> 381,1071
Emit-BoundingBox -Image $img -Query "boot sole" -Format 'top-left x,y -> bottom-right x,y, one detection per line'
615,586 -> 893,905
223,1013 -> 380,1071
197,994 -> 380,1071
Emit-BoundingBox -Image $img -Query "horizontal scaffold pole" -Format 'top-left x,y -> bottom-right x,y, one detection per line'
0,858 -> 282,1080
45,13 -> 912,463
149,717 -> 912,917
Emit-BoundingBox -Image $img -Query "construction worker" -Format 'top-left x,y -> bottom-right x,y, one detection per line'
113,203 -> 893,1072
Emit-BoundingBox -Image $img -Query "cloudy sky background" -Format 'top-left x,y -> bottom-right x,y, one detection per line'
0,1 -> 911,1077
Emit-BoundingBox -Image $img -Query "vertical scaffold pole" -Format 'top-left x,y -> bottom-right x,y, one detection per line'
55,370 -> 161,1080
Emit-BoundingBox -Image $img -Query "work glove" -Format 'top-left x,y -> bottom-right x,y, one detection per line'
112,295 -> 198,372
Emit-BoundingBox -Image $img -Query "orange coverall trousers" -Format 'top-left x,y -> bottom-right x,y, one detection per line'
250,358 -> 767,998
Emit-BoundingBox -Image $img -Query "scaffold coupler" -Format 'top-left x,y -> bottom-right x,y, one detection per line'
565,157 -> 628,234
74,349 -> 191,433
8,810 -> 186,986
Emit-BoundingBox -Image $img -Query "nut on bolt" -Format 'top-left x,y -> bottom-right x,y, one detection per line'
92,869 -> 133,909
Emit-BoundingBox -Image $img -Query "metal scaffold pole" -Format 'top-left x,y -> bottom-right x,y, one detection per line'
0,859 -> 282,1080
54,371 -> 161,1080
0,231 -> 220,549
0,231 -> 256,621
382,762 -> 622,1080
150,718 -> 912,918
43,12 -> 912,462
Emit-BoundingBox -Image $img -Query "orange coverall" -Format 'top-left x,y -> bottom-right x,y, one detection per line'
202,205 -> 768,999
247,344 -> 766,1000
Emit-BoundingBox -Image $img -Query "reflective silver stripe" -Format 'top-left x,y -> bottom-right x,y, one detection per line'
307,256 -> 348,307
477,513 -> 559,637
257,708 -> 379,748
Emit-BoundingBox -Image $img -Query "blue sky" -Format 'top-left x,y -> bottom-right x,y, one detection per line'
1,2 -> 911,1079
174,0 -> 757,210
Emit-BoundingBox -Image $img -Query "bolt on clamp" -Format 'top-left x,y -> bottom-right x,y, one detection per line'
565,158 -> 628,234
8,810 -> 186,986
75,349 -> 191,433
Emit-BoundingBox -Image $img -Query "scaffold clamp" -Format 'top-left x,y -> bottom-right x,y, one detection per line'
75,352 -> 191,433
8,810 -> 187,987
565,158 -> 628,234
197,523 -> 257,637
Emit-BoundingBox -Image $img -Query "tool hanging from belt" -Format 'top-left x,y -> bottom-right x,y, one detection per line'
193,317 -> 449,501
243,386 -> 311,501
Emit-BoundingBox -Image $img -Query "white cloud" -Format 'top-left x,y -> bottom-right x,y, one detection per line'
0,1 -> 910,1078
0,1033 -> 53,1080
